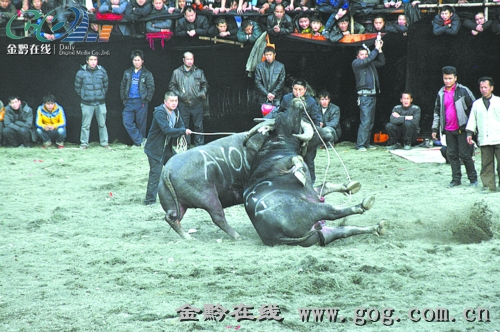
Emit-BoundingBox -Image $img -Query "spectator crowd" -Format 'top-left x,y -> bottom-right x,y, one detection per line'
2,0 -> 500,40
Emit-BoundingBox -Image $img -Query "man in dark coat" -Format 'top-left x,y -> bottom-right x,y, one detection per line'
254,46 -> 286,108
143,91 -> 192,205
3,96 -> 34,147
74,55 -> 109,149
120,49 -> 155,147
352,40 -> 385,152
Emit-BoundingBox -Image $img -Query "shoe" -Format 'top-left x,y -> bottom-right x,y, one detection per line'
404,144 -> 411,150
366,144 -> 377,150
357,147 -> 367,152
56,142 -> 64,149
386,144 -> 400,150
103,145 -> 112,150
481,187 -> 492,194
447,181 -> 461,188
144,200 -> 156,206
42,141 -> 52,148
469,181 -> 479,187
141,138 -> 147,148
80,144 -> 88,150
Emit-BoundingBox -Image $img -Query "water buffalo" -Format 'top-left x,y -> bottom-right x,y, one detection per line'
243,98 -> 385,246
157,131 -> 267,240
158,119 -> 316,241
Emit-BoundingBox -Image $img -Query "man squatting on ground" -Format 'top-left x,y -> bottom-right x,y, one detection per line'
385,92 -> 421,150
35,94 -> 67,149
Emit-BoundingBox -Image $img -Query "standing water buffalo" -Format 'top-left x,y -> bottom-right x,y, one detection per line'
158,128 -> 271,240
243,98 -> 385,246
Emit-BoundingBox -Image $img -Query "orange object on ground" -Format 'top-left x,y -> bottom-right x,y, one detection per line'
374,131 -> 389,143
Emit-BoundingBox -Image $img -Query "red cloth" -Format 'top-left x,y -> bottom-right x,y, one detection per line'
96,12 -> 124,20
145,32 -> 173,50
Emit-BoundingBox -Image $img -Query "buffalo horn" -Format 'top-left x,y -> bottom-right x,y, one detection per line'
294,121 -> 314,142
243,119 -> 275,146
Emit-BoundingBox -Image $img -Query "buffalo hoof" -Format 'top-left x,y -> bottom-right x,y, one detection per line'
231,232 -> 243,241
343,181 -> 361,195
361,196 -> 375,211
374,220 -> 387,236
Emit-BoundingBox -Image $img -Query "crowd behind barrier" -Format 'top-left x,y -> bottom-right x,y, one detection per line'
0,0 -> 499,150
1,0 -> 500,39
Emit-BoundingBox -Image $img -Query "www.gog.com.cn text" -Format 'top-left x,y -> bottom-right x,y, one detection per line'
176,303 -> 491,326
299,306 -> 491,325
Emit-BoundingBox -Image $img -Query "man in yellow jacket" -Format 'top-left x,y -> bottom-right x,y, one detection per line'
35,94 -> 67,149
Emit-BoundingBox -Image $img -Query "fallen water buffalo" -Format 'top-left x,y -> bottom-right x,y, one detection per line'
243,98 -> 385,246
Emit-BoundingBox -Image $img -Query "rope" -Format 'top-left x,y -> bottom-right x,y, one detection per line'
295,98 -> 351,199
175,132 -> 235,153
189,131 -> 236,135
175,136 -> 188,153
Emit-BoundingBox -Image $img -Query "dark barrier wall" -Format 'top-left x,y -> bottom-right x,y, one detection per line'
0,17 -> 499,145
407,15 -> 500,136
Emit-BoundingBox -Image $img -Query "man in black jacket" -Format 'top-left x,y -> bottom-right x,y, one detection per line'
120,49 -> 155,147
254,46 -> 286,108
3,96 -> 34,147
175,7 -> 209,38
168,51 -> 208,146
352,40 -> 385,152
385,92 -> 420,150
74,55 -> 110,149
144,91 -> 191,205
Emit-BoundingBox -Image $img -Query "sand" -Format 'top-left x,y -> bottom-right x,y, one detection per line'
1,141 -> 498,331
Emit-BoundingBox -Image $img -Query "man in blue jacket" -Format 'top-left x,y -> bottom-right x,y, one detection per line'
120,49 -> 155,147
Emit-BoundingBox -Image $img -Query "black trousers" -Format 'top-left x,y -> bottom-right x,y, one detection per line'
145,144 -> 175,204
385,121 -> 417,146
445,129 -> 477,183
3,127 -> 32,147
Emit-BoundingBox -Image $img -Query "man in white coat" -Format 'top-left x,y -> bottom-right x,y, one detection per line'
466,76 -> 500,193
